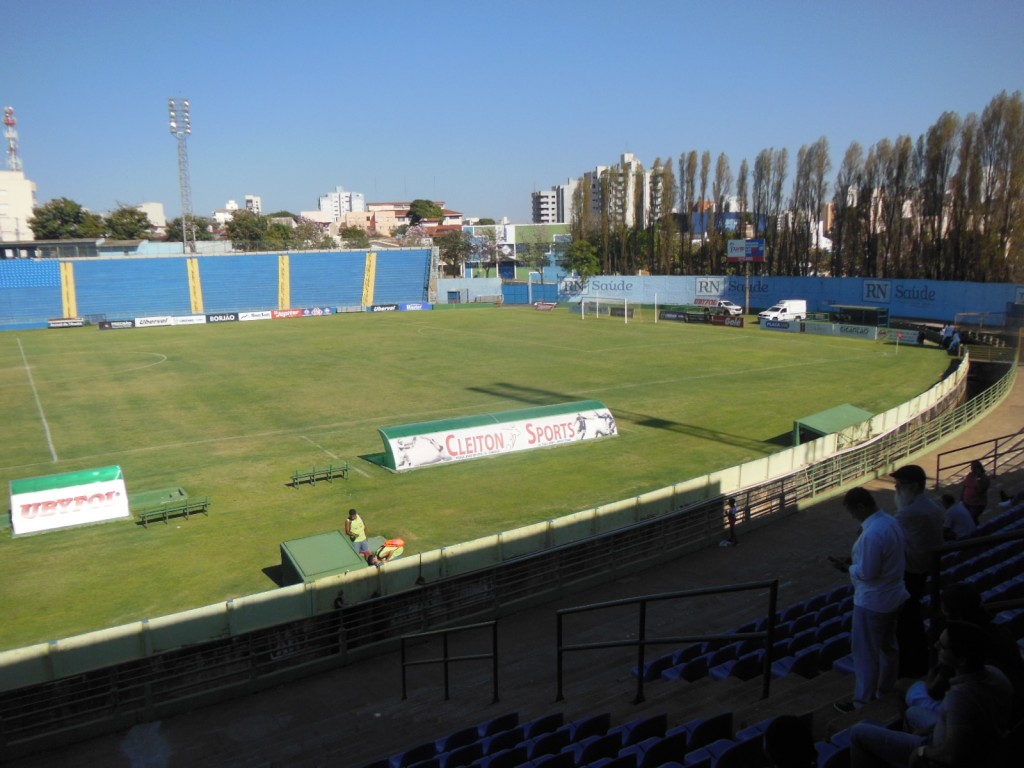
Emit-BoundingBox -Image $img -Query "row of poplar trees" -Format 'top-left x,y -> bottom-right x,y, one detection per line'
569,91 -> 1024,283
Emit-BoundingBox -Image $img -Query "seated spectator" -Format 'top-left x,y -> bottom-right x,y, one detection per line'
940,493 -> 976,540
851,621 -> 1012,767
902,582 -> 1024,733
764,715 -> 816,768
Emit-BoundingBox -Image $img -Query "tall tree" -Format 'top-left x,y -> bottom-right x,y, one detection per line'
29,198 -> 105,240
436,230 -> 472,276
105,205 -> 153,240
408,199 -> 443,225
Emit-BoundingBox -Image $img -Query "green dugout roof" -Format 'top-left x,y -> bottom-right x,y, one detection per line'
794,404 -> 874,445
279,530 -> 377,586
10,466 -> 123,495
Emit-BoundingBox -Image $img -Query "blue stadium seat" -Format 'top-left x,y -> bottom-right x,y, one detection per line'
634,652 -> 678,681
568,733 -> 621,765
478,745 -> 529,768
607,713 -> 667,748
522,713 -> 564,740
477,713 -> 520,739
817,633 -> 851,671
529,752 -> 574,768
816,602 -> 840,624
789,628 -> 818,654
671,712 -> 733,753
804,593 -> 829,613
525,731 -> 570,761
817,742 -> 850,768
711,650 -> 765,681
815,616 -> 846,643
437,726 -> 482,754
588,755 -> 638,768
480,726 -> 525,756
772,645 -> 821,679
661,654 -> 709,683
440,742 -> 483,768
831,653 -> 856,676
827,584 -> 854,603
391,742 -> 439,768
633,732 -> 688,768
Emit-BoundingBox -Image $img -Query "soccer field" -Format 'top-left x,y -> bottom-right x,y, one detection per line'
0,308 -> 948,650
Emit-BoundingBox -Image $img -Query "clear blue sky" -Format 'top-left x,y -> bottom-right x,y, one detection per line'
6,0 -> 1024,224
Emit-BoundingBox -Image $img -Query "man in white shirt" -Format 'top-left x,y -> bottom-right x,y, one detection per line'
941,493 -> 977,540
831,486 -> 909,711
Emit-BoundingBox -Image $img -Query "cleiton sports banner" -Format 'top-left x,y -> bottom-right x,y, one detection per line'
378,400 -> 617,472
9,466 -> 130,536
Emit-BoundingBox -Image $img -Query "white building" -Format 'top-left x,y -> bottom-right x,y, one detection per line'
211,199 -> 240,227
244,195 -> 262,216
0,169 -> 37,243
136,202 -> 167,231
318,186 -> 366,219
532,179 -> 577,224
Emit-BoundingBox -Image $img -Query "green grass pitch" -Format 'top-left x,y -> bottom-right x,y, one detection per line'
0,308 -> 948,650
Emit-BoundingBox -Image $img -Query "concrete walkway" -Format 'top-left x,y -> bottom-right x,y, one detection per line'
11,368 -> 1023,768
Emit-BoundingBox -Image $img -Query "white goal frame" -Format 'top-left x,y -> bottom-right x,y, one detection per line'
579,296 -> 641,324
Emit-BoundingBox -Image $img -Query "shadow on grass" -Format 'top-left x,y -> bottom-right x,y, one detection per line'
262,564 -> 283,587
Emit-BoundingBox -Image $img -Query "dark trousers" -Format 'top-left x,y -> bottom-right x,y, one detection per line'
897,571 -> 929,678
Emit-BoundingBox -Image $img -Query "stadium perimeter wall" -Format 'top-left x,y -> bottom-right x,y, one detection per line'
487,274 -> 1023,324
0,249 -> 430,329
1,355 -> 1011,757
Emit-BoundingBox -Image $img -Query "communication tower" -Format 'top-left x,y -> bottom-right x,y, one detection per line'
4,106 -> 22,171
168,98 -> 196,254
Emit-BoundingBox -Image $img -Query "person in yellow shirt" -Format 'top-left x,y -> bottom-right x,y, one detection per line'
345,508 -> 366,544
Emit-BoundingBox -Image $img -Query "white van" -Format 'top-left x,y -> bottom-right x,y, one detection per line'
758,299 -> 807,323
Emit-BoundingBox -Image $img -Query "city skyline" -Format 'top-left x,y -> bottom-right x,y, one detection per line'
6,0 -> 1024,224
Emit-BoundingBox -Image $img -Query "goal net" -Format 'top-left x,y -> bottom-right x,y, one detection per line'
578,296 -> 643,324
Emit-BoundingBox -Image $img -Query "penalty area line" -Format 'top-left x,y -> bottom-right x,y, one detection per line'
300,435 -> 370,477
18,338 -> 58,463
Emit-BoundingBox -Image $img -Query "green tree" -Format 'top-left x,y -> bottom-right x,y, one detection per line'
165,216 -> 214,243
105,206 -> 153,240
436,230 -> 472,276
339,226 -> 371,249
225,209 -> 268,251
561,238 -> 600,278
29,197 -> 104,240
409,199 -> 443,225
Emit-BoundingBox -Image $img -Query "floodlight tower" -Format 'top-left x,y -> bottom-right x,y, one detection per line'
168,97 -> 196,254
3,106 -> 22,171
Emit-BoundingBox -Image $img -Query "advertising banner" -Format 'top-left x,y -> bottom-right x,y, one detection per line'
173,315 -> 207,326
98,320 -> 135,330
760,319 -> 803,333
9,466 -> 130,536
47,317 -> 85,328
240,311 -> 273,322
380,400 -> 617,472
206,312 -> 239,323
727,239 -> 766,262
135,316 -> 174,328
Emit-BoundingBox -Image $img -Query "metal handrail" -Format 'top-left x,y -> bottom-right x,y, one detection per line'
555,579 -> 779,704
935,432 -> 1024,488
400,620 -> 499,703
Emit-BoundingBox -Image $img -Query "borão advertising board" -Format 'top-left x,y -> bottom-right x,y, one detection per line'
379,400 -> 617,472
9,466 -> 130,536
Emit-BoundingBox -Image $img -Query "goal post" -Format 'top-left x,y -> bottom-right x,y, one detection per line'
578,296 -> 643,324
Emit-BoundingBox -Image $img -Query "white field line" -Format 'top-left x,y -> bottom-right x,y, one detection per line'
299,435 -> 371,476
17,338 -> 58,463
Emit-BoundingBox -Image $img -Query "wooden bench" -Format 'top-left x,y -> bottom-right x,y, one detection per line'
138,497 -> 210,528
290,462 -> 350,488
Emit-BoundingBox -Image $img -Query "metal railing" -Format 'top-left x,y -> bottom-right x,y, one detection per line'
555,580 -> 779,704
400,621 -> 499,703
935,433 -> 1024,489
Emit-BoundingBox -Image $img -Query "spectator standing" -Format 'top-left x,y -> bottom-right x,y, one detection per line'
850,621 -> 1013,768
830,486 -> 908,712
345,508 -> 367,545
891,464 -> 945,678
961,459 -> 990,523
940,493 -> 977,540
720,497 -> 739,547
